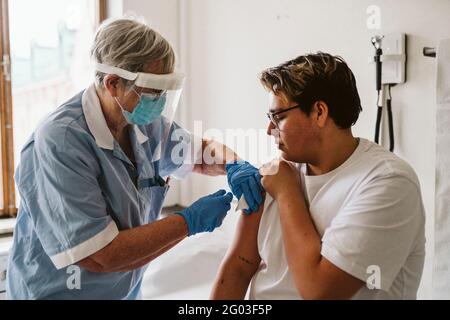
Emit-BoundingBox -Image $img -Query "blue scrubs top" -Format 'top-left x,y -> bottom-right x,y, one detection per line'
6,84 -> 199,299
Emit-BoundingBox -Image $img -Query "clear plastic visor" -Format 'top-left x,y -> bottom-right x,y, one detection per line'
95,62 -> 186,166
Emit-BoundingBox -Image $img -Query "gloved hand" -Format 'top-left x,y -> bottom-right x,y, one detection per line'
226,160 -> 263,214
176,189 -> 233,236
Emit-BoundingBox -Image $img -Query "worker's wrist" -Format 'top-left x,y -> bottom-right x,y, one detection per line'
223,149 -> 241,165
172,212 -> 190,237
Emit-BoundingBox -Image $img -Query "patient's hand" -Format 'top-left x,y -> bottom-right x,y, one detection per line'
260,159 -> 301,200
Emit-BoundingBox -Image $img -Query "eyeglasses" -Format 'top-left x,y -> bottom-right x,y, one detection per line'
266,104 -> 301,129
134,88 -> 167,100
134,86 -> 167,96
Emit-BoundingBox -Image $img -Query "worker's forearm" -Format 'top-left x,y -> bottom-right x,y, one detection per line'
108,238 -> 183,273
276,191 -> 323,295
210,259 -> 256,300
85,214 -> 188,272
194,139 -> 240,176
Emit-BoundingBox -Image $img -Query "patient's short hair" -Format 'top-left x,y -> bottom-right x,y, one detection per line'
260,52 -> 362,129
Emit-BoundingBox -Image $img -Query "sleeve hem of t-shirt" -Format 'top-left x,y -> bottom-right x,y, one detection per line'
171,134 -> 203,180
49,221 -> 119,270
321,242 -> 394,292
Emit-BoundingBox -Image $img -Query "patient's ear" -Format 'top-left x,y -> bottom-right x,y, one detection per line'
313,101 -> 328,128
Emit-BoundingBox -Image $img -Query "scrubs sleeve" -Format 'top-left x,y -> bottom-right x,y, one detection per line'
159,120 -> 203,179
26,122 -> 119,270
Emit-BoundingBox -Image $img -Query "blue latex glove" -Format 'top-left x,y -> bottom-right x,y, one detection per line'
226,160 -> 263,214
176,189 -> 233,236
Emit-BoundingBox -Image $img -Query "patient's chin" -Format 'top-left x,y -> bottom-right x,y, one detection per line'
278,145 -> 300,162
280,151 -> 293,161
280,149 -> 304,164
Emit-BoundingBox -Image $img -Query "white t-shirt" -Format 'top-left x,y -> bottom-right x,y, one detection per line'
249,138 -> 426,300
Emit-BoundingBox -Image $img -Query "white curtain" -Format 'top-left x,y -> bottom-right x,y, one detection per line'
434,38 -> 450,299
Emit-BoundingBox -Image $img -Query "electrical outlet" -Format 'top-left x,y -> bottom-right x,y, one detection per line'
381,33 -> 406,84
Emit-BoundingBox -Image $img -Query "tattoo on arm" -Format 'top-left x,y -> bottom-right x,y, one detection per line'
238,255 -> 254,266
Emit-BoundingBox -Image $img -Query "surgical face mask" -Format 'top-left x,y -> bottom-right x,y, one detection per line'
115,91 -> 166,126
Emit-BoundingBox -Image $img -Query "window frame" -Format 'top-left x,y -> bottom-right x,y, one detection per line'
0,0 -> 107,218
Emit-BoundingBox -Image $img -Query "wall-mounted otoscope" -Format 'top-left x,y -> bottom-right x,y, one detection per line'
370,33 -> 406,153
371,35 -> 384,147
371,35 -> 384,92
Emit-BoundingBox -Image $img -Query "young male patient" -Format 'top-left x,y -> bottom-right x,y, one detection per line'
211,52 -> 426,300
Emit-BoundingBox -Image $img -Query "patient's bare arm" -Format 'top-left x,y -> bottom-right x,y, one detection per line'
210,199 -> 264,300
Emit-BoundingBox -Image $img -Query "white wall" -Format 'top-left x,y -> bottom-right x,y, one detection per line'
120,0 -> 450,299
106,0 -> 123,18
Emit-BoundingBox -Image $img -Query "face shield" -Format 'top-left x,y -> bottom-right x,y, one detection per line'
95,62 -> 186,168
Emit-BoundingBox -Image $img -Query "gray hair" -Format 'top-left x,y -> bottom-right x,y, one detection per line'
91,17 -> 175,87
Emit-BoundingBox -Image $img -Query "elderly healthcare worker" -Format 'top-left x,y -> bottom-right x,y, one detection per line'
6,18 -> 263,299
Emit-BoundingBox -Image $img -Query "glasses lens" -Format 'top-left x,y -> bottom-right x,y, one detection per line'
267,113 -> 278,129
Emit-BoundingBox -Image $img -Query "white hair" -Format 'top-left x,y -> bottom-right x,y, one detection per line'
91,16 -> 175,86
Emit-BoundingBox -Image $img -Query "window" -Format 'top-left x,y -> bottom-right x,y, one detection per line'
0,0 -> 106,217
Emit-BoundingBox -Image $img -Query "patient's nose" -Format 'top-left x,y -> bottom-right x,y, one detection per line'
267,121 -> 276,136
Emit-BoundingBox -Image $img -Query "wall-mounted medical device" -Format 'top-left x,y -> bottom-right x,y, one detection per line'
423,47 -> 436,57
370,33 -> 407,152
